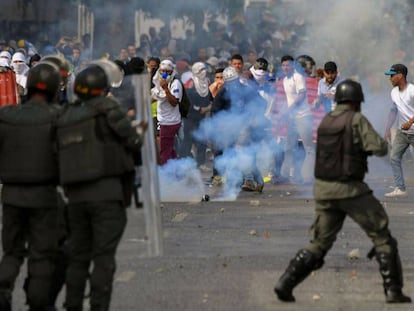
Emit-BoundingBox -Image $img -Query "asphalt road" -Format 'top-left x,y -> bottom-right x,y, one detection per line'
6,162 -> 414,310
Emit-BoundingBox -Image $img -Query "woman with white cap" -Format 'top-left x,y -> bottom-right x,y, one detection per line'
151,59 -> 183,165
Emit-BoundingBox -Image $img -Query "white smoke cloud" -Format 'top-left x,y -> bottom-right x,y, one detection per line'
158,158 -> 205,202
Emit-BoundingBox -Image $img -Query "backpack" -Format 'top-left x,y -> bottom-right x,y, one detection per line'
175,79 -> 190,118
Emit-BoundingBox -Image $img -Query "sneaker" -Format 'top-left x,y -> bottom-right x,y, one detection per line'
385,188 -> 408,198
241,180 -> 257,192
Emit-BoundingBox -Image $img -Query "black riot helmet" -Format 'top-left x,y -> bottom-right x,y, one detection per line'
41,54 -> 71,84
74,65 -> 109,100
334,79 -> 364,104
26,61 -> 61,101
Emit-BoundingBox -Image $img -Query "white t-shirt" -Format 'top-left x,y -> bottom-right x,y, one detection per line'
283,71 -> 311,118
390,83 -> 414,134
155,78 -> 183,126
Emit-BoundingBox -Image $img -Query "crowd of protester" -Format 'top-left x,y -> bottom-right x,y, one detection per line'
1,1 -> 413,195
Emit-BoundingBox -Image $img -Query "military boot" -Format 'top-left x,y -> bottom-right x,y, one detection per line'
376,252 -> 411,303
274,249 -> 324,302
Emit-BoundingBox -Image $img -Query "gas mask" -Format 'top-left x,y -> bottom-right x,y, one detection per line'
160,71 -> 172,82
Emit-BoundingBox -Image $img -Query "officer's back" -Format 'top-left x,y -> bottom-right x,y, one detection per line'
0,62 -> 62,311
55,60 -> 143,311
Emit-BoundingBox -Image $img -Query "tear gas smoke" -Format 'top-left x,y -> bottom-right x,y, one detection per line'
158,158 -> 205,202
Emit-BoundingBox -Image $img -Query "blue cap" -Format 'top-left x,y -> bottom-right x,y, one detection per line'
385,64 -> 407,76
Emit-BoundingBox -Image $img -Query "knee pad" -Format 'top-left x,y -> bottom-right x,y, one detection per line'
297,249 -> 324,270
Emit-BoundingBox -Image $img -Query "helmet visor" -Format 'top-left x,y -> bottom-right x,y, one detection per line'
89,59 -> 124,88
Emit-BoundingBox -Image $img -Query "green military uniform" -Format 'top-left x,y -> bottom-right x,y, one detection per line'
308,104 -> 391,257
274,80 -> 411,304
57,96 -> 142,311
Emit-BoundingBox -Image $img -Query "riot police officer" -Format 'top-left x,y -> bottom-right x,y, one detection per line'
56,60 -> 145,311
0,62 -> 62,310
274,80 -> 411,304
37,54 -> 73,310
41,54 -> 73,105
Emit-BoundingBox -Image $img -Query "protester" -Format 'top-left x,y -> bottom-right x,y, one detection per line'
151,59 -> 183,165
384,63 -> 414,197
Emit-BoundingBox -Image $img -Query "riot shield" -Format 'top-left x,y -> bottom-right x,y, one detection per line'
132,73 -> 163,257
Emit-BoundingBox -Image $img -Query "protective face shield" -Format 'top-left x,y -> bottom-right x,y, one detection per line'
41,54 -> 71,83
26,61 -> 61,101
74,65 -> 109,100
89,59 -> 124,88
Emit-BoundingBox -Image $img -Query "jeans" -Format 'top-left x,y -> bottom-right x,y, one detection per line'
180,118 -> 207,166
159,123 -> 181,165
281,114 -> 315,182
389,129 -> 414,191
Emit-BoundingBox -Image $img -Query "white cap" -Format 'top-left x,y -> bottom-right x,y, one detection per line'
223,67 -> 238,82
12,52 -> 26,63
206,56 -> 219,67
160,59 -> 174,71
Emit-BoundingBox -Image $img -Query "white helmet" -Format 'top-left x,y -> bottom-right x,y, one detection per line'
223,67 -> 238,82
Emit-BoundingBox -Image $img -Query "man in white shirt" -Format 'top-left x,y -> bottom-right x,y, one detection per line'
384,64 -> 414,197
151,59 -> 183,165
279,55 -> 314,183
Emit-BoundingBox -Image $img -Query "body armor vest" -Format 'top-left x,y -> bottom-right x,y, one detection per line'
0,102 -> 58,183
57,98 -> 134,185
315,110 -> 367,181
